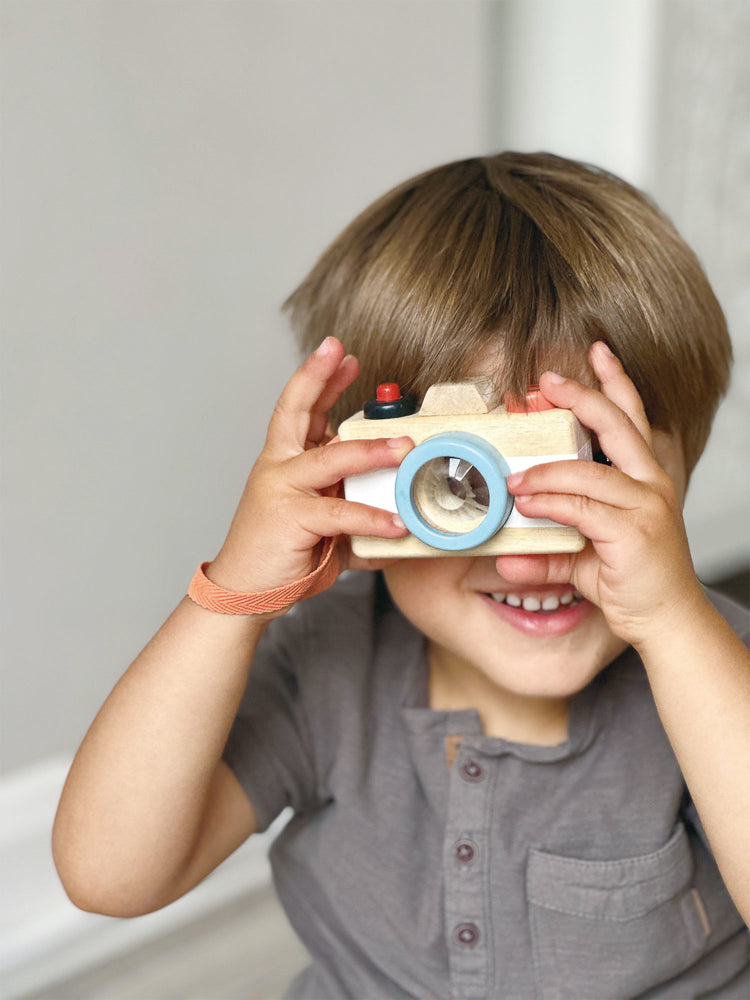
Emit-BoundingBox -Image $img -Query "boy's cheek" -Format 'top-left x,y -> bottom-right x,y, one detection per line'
382,557 -> 471,612
346,553 -> 403,572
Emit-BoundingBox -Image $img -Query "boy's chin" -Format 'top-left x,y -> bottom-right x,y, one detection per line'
479,629 -> 628,701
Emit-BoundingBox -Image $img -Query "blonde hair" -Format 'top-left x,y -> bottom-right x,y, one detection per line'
284,152 -> 731,473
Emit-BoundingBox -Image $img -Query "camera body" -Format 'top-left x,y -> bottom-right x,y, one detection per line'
339,380 -> 592,558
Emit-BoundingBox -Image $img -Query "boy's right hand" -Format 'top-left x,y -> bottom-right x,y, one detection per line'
207,336 -> 412,602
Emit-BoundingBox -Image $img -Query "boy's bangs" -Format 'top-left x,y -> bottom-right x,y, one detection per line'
319,184 -> 595,421
286,153 -> 731,471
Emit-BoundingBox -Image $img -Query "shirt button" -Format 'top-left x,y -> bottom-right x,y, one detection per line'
454,839 -> 477,864
460,759 -> 484,782
453,921 -> 480,948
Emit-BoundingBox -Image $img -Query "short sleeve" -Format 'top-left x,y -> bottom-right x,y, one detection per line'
223,605 -> 322,832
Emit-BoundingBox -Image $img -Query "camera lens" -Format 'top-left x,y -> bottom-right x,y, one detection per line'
394,432 -> 513,551
411,457 -> 490,534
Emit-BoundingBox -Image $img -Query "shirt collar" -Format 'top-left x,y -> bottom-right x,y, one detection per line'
392,606 -> 633,764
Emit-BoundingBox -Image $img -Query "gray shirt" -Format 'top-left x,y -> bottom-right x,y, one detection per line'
224,572 -> 749,999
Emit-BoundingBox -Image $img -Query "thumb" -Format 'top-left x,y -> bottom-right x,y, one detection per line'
495,552 -> 579,587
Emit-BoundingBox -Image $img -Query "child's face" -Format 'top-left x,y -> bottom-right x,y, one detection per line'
382,424 -> 687,730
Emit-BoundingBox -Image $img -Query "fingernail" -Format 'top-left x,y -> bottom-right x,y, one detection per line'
506,472 -> 523,489
392,513 -> 406,529
315,336 -> 335,356
542,371 -> 566,385
387,436 -> 412,449
596,341 -> 614,358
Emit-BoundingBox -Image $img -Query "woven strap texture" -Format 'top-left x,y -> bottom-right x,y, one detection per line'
187,536 -> 339,614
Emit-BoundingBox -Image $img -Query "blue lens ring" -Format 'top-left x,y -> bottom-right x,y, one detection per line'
395,432 -> 514,551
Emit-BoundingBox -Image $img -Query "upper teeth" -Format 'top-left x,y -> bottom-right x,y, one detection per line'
490,590 -> 580,612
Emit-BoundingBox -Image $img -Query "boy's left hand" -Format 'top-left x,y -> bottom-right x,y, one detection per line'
500,341 -> 705,649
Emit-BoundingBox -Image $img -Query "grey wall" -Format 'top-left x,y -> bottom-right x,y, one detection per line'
2,1 -> 748,775
2,1 -> 487,772
650,0 -> 750,583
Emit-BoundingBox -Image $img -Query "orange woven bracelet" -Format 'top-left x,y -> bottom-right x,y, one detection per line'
187,536 -> 339,614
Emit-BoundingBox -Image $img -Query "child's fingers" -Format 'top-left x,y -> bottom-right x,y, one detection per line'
512,477 -> 680,564
588,342 -> 652,446
305,354 -> 359,448
511,490 -> 631,545
294,495 -> 408,541
507,459 -> 655,512
286,436 -> 414,491
265,337 -> 347,456
537,371 -> 658,486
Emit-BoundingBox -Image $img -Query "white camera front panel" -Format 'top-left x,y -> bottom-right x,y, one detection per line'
343,443 -> 591,531
344,467 -> 399,513
504,447 -> 590,527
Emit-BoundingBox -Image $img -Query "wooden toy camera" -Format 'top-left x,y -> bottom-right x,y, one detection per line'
338,380 -> 592,558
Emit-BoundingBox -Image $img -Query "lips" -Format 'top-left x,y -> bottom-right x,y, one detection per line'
479,587 -> 595,638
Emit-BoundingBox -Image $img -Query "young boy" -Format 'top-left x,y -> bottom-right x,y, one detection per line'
53,153 -> 749,998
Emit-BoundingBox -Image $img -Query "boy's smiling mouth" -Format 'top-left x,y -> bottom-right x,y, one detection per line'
478,586 -> 594,637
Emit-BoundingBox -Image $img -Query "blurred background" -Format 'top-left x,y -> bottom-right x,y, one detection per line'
2,1 -> 748,997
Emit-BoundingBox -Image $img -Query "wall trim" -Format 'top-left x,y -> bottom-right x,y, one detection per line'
1,756 -> 282,999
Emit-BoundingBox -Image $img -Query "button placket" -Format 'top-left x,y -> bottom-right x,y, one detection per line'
444,750 -> 492,998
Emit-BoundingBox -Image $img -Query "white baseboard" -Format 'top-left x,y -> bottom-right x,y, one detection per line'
0,756 -> 284,999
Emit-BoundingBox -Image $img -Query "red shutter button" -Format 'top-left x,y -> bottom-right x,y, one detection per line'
364,382 -> 417,420
376,383 -> 402,402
